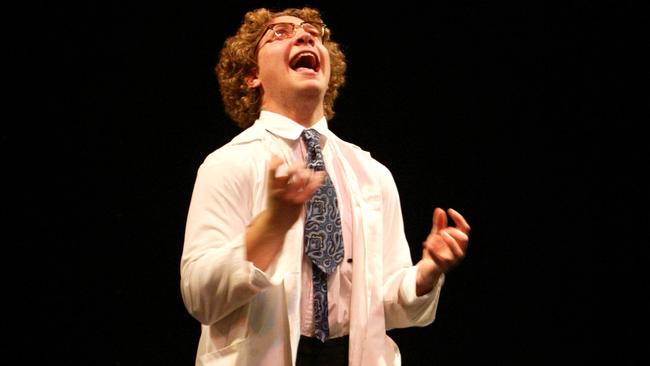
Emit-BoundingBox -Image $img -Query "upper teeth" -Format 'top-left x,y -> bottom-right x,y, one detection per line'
297,52 -> 314,59
291,52 -> 317,68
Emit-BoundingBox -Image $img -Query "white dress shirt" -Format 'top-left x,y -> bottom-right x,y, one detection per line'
254,111 -> 353,338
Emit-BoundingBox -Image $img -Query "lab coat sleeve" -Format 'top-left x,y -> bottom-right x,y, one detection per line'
180,151 -> 271,326
378,165 -> 444,330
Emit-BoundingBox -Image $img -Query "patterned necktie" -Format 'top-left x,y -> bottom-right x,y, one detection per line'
301,128 -> 344,342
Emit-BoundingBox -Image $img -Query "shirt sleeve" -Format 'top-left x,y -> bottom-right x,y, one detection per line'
377,164 -> 444,330
180,150 -> 272,326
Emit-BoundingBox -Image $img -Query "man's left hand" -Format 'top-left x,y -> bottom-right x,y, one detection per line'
415,208 -> 471,296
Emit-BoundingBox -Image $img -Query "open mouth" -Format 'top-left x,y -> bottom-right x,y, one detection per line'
289,51 -> 320,72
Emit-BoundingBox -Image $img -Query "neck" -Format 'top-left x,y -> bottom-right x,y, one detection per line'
261,97 -> 325,128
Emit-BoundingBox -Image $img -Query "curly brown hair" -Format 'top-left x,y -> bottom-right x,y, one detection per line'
216,7 -> 347,129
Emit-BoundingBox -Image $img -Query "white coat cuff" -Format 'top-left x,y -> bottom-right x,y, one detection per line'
399,266 -> 445,306
248,262 -> 272,291
231,232 -> 272,291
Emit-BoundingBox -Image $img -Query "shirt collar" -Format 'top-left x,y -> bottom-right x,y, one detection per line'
256,110 -> 331,145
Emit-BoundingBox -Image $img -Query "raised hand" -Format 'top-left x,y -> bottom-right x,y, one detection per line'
245,155 -> 324,270
265,155 -> 325,231
416,208 -> 471,295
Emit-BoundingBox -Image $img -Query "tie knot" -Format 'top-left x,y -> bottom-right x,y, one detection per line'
301,128 -> 321,147
302,129 -> 325,171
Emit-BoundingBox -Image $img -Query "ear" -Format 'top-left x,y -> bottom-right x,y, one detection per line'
245,74 -> 261,89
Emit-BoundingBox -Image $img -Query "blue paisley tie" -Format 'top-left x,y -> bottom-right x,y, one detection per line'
302,128 -> 344,342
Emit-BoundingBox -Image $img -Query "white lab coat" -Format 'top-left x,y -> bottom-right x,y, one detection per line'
180,118 -> 444,366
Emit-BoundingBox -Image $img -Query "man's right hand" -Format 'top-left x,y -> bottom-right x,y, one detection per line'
245,155 -> 324,270
266,155 -> 325,232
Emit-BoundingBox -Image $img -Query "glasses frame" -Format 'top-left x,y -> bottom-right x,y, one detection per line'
255,21 -> 327,51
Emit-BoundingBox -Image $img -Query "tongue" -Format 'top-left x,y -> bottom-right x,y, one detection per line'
295,67 -> 314,72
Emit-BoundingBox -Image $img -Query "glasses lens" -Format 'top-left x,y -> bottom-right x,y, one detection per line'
301,22 -> 322,39
271,23 -> 295,39
267,22 -> 324,43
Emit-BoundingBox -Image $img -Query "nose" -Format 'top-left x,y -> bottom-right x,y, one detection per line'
295,31 -> 315,46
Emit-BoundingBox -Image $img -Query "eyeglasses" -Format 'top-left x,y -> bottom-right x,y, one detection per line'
256,21 -> 327,50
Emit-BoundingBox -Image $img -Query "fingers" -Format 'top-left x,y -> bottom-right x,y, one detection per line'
267,155 -> 326,204
288,170 -> 325,202
268,155 -> 309,190
285,164 -> 322,190
441,230 -> 465,258
448,208 -> 471,234
423,234 -> 456,270
286,164 -> 311,187
444,227 -> 469,251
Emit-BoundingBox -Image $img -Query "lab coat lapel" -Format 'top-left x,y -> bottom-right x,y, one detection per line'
245,130 -> 304,365
331,138 -> 388,366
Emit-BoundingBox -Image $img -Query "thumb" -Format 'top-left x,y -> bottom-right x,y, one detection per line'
268,155 -> 288,188
268,155 -> 284,175
431,207 -> 447,234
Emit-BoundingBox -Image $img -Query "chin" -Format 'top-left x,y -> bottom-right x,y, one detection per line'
294,79 -> 326,94
298,87 -> 325,101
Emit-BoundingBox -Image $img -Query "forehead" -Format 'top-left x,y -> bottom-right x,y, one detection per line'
270,15 -> 304,24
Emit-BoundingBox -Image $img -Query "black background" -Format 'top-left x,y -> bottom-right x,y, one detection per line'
20,0 -> 648,364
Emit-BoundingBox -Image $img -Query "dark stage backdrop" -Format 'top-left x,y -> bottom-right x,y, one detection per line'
53,0 -> 647,365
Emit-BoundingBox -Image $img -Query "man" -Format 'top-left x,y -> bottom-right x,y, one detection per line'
180,7 -> 470,366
